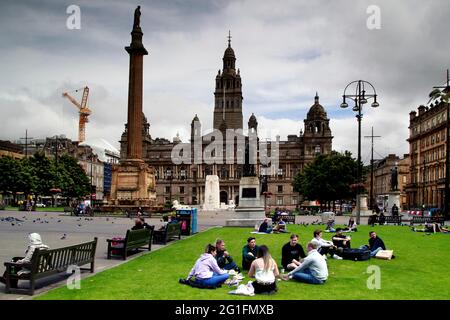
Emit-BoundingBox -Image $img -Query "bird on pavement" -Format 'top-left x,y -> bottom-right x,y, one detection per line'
61,234 -> 67,240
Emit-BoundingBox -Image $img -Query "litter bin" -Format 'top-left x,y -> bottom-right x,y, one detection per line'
176,208 -> 198,235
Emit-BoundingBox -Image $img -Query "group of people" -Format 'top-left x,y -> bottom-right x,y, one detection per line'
257,217 -> 288,234
412,222 -> 450,234
185,228 -> 390,294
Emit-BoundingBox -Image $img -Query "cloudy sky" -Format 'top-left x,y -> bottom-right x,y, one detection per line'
0,0 -> 449,164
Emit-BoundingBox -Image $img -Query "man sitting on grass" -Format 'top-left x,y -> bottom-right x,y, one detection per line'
282,242 -> 328,285
281,234 -> 306,271
311,230 -> 342,260
215,239 -> 240,272
360,231 -> 388,257
332,228 -> 351,249
242,237 -> 259,270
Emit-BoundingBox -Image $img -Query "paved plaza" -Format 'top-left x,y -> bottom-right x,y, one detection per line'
0,209 -> 363,300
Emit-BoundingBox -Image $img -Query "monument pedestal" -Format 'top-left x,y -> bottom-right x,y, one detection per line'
387,191 -> 401,213
352,193 -> 373,217
202,175 -> 220,210
226,176 -> 265,227
110,159 -> 156,208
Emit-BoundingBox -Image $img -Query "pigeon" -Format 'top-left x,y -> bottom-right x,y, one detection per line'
77,224 -> 82,227
57,220 -> 62,223
61,234 -> 67,240
11,223 -> 15,226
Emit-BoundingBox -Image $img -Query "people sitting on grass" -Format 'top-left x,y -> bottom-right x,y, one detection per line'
282,242 -> 328,285
281,234 -> 306,271
184,244 -> 229,288
248,245 -> 280,294
258,218 -> 273,233
311,229 -> 342,260
0,233 -> 49,288
332,228 -> 351,249
412,222 -> 450,234
242,237 -> 260,270
325,218 -> 336,232
215,239 -> 240,272
359,231 -> 386,257
342,217 -> 358,232
131,217 -> 152,230
273,217 -> 287,233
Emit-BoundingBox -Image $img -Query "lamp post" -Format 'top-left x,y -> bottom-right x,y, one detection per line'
340,80 -> 380,225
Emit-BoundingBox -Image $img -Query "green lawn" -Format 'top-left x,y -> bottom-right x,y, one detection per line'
36,224 -> 450,300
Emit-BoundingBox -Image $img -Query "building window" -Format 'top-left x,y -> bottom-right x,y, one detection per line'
179,197 -> 185,204
277,168 -> 283,176
314,145 -> 321,154
180,186 -> 185,194
277,185 -> 283,193
180,170 -> 186,180
192,187 -> 196,194
276,197 -> 283,205
292,197 -> 298,205
165,186 -> 170,194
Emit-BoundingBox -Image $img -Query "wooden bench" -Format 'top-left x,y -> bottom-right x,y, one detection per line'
384,216 -> 402,225
3,238 -> 97,295
409,216 -> 446,226
280,214 -> 296,224
106,227 -> 154,260
153,222 -> 182,245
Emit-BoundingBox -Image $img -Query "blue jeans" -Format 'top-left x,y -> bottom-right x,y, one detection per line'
291,268 -> 325,285
223,261 -> 238,271
196,273 -> 229,287
359,245 -> 383,257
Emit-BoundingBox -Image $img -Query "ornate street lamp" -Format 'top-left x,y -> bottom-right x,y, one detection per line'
340,80 -> 380,224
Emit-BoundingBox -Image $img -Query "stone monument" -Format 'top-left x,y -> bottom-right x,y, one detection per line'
387,165 -> 401,213
352,193 -> 373,217
203,175 -> 220,210
110,6 -> 156,209
226,137 -> 265,227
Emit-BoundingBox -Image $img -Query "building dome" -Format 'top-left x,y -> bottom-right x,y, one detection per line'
224,46 -> 235,59
307,93 -> 327,120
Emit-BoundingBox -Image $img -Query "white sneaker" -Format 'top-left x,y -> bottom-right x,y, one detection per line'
333,254 -> 343,260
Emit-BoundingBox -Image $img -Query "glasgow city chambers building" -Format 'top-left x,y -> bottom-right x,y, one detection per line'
118,38 -> 333,209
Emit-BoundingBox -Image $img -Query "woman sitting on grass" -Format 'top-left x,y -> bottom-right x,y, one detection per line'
247,245 -> 280,294
184,244 -> 229,288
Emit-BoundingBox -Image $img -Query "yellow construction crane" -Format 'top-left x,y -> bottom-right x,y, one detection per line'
62,86 -> 91,143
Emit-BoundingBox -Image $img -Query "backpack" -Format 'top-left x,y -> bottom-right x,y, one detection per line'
341,248 -> 371,261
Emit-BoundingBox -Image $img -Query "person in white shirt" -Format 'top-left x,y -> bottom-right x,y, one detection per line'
282,242 -> 328,285
248,245 -> 280,294
311,229 -> 342,260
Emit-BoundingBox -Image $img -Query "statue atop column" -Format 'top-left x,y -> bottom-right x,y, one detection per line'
390,166 -> 398,191
133,6 -> 141,29
243,139 -> 255,177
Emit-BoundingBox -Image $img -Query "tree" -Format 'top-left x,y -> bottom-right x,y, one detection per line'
293,151 -> 359,210
57,154 -> 91,198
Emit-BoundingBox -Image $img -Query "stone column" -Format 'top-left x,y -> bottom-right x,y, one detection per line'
125,23 -> 148,160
